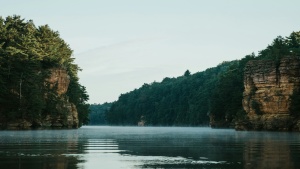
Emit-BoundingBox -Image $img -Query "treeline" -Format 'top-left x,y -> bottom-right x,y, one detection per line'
0,15 -> 89,127
106,31 -> 300,126
89,103 -> 112,125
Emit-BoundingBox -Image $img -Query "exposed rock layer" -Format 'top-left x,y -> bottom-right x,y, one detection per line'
1,68 -> 78,129
238,57 -> 300,131
47,68 -> 70,95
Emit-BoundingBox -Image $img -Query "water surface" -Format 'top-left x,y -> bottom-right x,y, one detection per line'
0,126 -> 300,169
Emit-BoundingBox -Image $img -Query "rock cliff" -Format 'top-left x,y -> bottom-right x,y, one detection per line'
1,68 -> 79,129
0,16 -> 88,129
46,68 -> 70,95
238,57 -> 300,131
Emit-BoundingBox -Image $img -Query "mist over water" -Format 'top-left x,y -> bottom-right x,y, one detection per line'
0,126 -> 300,169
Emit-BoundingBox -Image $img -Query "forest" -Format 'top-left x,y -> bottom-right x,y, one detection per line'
89,103 -> 112,125
105,31 -> 300,127
2,15 -> 299,128
0,15 -> 89,127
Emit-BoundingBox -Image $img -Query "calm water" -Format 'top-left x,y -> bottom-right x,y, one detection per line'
1,126 -> 300,169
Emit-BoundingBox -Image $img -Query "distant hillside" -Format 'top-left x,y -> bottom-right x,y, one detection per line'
89,103 -> 112,125
106,31 -> 300,127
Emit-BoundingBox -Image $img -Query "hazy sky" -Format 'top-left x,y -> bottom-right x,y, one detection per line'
2,0 -> 300,104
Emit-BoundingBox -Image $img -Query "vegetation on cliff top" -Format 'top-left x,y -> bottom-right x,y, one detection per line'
106,31 -> 300,126
0,15 -> 89,127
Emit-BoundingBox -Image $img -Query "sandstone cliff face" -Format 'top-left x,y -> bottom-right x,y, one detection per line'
47,68 -> 70,95
35,101 -> 79,129
41,68 -> 78,129
239,57 -> 300,131
3,68 -> 78,129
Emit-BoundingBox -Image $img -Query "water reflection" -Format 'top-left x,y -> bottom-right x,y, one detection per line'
0,129 -> 83,169
243,132 -> 299,169
114,131 -> 243,168
0,127 -> 300,169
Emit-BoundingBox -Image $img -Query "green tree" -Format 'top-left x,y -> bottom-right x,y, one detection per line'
106,31 -> 300,127
184,70 -> 191,77
0,15 -> 89,128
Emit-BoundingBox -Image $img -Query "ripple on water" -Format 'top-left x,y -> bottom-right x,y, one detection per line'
0,126 -> 300,169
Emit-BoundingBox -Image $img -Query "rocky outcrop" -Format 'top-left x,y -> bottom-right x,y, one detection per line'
137,116 -> 146,126
46,68 -> 70,95
238,57 -> 300,131
67,103 -> 79,128
1,68 -> 78,129
32,102 -> 79,129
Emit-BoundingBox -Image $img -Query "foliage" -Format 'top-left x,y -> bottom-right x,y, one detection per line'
66,73 -> 90,127
106,31 -> 300,126
106,61 -> 234,126
251,100 -> 262,115
184,70 -> 191,77
89,103 -> 112,125
0,15 -> 89,127
289,88 -> 300,117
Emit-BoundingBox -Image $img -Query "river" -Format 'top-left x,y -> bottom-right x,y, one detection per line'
0,126 -> 300,169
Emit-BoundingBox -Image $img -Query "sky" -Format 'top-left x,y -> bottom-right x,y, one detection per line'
2,0 -> 300,104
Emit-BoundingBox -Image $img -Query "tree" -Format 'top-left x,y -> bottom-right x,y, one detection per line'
0,15 -> 89,128
106,30 -> 300,127
184,70 -> 191,77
